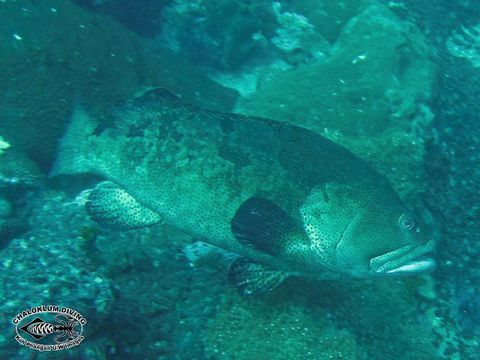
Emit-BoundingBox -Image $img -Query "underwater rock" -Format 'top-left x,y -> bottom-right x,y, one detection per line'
204,294 -> 361,360
0,151 -> 41,249
269,1 -> 330,66
72,0 -> 172,37
271,0 -> 377,65
158,0 -> 377,70
0,197 -> 11,219
0,151 -> 41,189
453,280 -> 480,336
335,278 -> 439,360
285,0 -> 376,44
201,269 -> 439,360
0,0 -> 237,170
237,4 -> 437,200
159,0 -> 278,70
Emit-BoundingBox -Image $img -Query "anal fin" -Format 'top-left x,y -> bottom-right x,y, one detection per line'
227,257 -> 289,296
86,181 -> 162,230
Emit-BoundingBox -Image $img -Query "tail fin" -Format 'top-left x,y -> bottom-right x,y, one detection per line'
49,104 -> 97,177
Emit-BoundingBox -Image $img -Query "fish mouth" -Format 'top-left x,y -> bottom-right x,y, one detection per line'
384,255 -> 436,275
370,239 -> 436,276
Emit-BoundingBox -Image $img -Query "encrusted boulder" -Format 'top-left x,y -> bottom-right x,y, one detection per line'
237,4 -> 437,200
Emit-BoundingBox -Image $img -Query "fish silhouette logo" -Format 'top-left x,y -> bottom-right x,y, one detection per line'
13,306 -> 86,351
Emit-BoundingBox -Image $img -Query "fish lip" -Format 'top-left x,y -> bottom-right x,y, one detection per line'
371,239 -> 436,275
384,255 -> 436,276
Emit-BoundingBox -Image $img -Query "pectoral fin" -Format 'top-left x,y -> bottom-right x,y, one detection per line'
228,257 -> 289,296
231,197 -> 299,256
86,181 -> 162,230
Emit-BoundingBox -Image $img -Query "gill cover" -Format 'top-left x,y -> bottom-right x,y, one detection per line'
301,183 -> 365,272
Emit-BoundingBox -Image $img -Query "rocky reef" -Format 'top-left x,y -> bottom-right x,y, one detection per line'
236,3 -> 437,201
0,189 -> 114,359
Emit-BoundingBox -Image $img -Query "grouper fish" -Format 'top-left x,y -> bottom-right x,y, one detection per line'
51,88 -> 435,295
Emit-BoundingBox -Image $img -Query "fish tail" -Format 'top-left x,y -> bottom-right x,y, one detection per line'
49,102 -> 97,177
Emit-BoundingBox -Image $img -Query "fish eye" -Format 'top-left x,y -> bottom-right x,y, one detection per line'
398,213 -> 415,230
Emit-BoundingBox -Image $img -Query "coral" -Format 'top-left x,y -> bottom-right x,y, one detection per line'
446,22 -> 480,67
0,0 -> 237,170
237,4 -> 437,200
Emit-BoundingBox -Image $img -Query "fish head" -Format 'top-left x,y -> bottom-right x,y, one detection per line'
336,202 -> 436,277
301,183 -> 436,278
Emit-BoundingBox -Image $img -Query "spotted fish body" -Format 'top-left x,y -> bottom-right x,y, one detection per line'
52,89 -> 434,294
